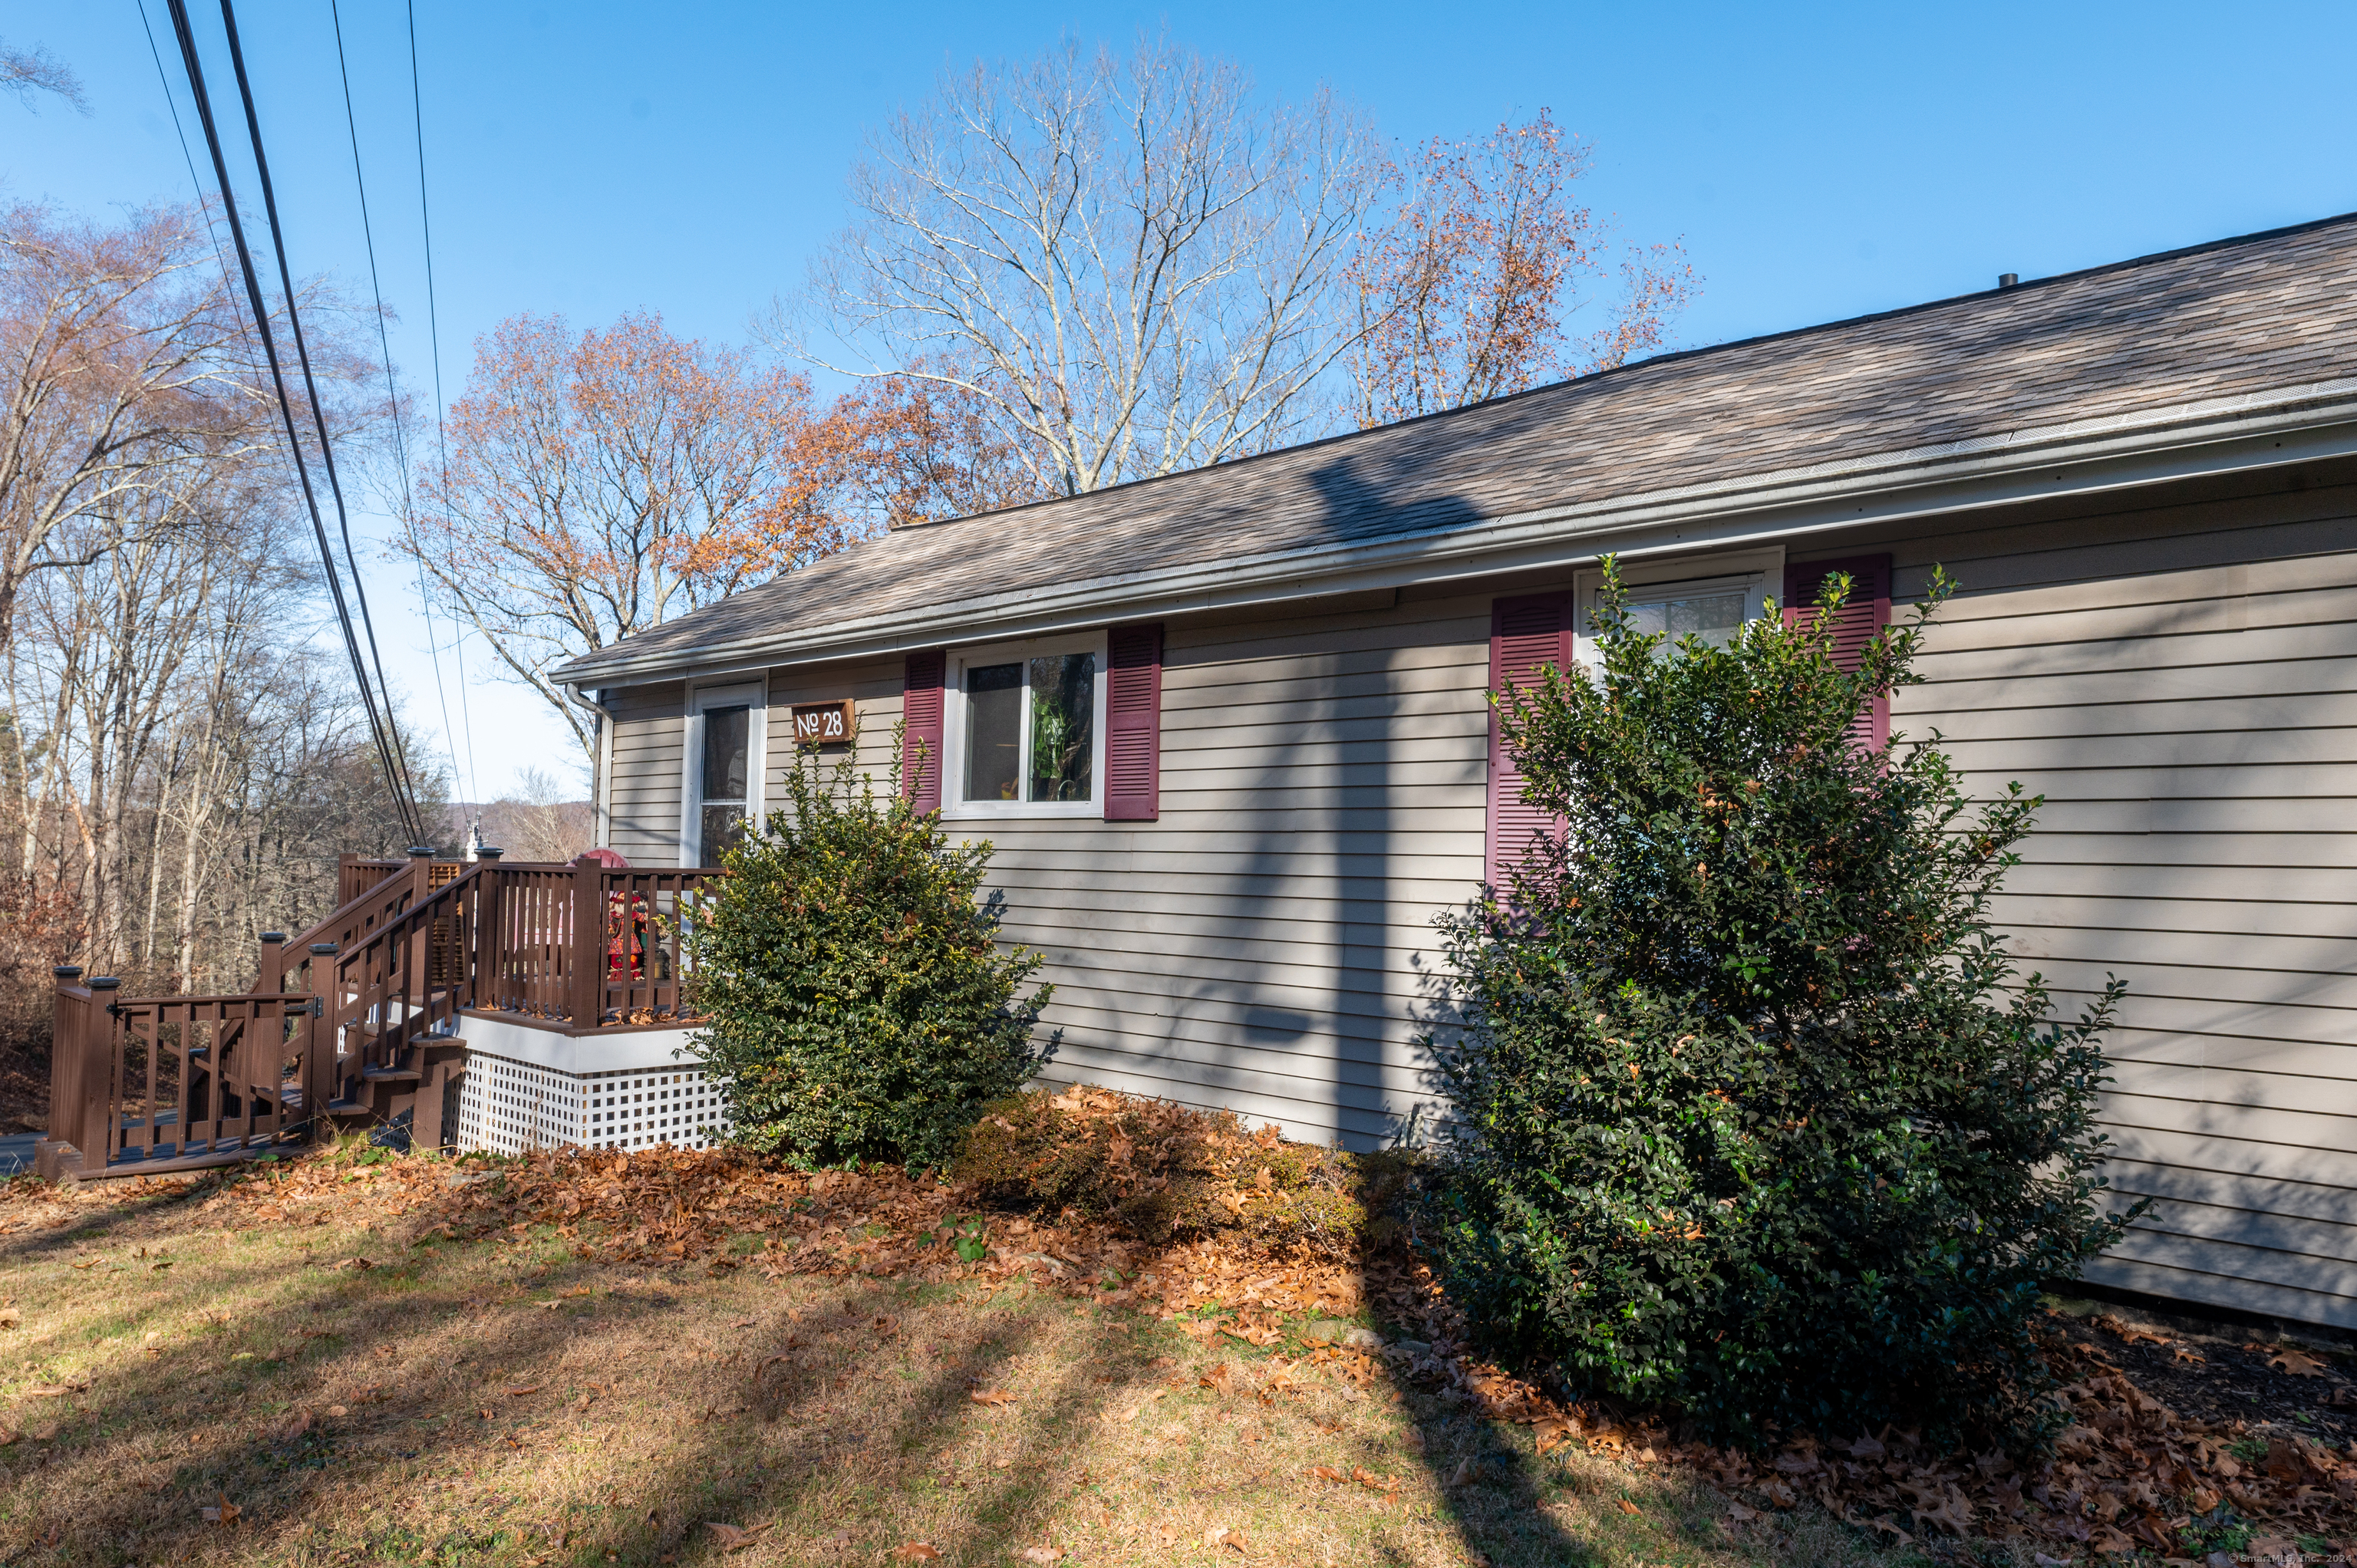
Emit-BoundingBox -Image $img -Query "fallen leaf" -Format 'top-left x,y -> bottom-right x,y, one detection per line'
325,1405 -> 348,1418
21,1385 -> 77,1398
2267,1347 -> 2327,1378
1617,1498 -> 1640,1515
704,1522 -> 769,1553
969,1388 -> 1017,1407
1448,1457 -> 1478,1487
1308,1465 -> 1347,1483
1019,1549 -> 1066,1564
888,1546 -> 943,1563
29,1423 -> 58,1441
201,1493 -> 240,1526
507,1385 -> 542,1396
333,1257 -> 373,1271
1206,1525 -> 1247,1553
730,1318 -> 757,1329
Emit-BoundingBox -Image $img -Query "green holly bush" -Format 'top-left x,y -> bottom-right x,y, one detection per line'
683,736 -> 1050,1171
1425,560 -> 2144,1450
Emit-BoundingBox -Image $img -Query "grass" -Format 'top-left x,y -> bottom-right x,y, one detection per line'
0,1166 -> 1936,1568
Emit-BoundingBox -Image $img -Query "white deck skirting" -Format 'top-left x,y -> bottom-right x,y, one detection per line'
450,1013 -> 729,1156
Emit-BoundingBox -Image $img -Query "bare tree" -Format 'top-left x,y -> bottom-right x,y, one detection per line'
1,39 -> 85,114
473,766 -> 592,863
0,202 -> 272,664
1343,111 -> 1696,427
790,35 -> 1385,496
404,311 -> 859,761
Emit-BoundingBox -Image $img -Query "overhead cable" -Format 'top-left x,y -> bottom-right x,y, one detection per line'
213,0 -> 424,829
327,0 -> 470,819
161,0 -> 426,845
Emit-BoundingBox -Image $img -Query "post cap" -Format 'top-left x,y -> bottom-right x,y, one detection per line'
406,845 -> 437,858
308,942 -> 339,957
87,976 -> 120,990
52,964 -> 81,980
260,931 -> 287,944
476,845 -> 504,861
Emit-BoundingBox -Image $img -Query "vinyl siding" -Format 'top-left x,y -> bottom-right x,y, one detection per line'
605,681 -> 685,865
1886,466 -> 2357,1329
595,461 -> 2357,1331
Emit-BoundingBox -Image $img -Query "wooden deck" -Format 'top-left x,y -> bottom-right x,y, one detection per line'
37,853 -> 722,1181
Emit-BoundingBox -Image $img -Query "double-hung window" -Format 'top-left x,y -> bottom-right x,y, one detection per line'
1571,563 -> 1775,673
942,633 -> 1108,819
684,680 -> 765,862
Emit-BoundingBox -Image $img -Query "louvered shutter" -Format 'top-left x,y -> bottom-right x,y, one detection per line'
1783,555 -> 1893,749
902,650 -> 945,812
1486,593 -> 1574,887
1105,622 -> 1163,821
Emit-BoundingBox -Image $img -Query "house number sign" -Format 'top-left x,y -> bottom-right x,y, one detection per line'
791,700 -> 857,746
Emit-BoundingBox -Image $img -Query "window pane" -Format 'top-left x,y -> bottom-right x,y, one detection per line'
1627,591 -> 1747,651
700,803 -> 745,860
702,705 -> 749,802
1027,651 -> 1095,802
963,662 -> 1023,802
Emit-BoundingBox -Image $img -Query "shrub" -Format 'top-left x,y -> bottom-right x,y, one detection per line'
1425,561 -> 2143,1449
683,735 -> 1050,1171
953,1084 -> 1403,1255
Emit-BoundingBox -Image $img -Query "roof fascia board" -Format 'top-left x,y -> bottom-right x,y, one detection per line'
570,387 -> 2357,685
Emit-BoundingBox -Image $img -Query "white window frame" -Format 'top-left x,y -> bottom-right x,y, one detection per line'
941,631 -> 1110,821
681,678 -> 766,865
1571,548 -> 1783,674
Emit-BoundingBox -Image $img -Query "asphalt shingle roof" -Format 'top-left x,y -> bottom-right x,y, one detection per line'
558,212 -> 2357,684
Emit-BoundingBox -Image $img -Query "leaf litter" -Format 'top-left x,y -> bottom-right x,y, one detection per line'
41,1095 -> 2357,1563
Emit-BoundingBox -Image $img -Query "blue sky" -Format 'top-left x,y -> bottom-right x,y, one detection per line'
10,1 -> 2356,802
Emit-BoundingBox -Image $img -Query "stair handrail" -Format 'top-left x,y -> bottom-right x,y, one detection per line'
253,855 -> 441,996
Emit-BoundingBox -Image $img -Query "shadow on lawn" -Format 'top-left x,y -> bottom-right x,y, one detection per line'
1351,1194 -> 1755,1568
0,1179 -> 1163,1567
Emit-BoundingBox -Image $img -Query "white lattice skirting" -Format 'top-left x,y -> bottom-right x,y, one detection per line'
446,1016 -> 730,1157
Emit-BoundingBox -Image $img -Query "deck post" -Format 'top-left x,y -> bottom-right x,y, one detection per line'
78,978 -> 119,1171
570,861 -> 602,1028
258,931 -> 286,993
473,848 -> 504,1015
40,967 -> 86,1175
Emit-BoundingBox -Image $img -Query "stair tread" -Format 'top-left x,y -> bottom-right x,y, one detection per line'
362,1066 -> 424,1081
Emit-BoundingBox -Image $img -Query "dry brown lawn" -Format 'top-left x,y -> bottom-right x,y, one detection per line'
0,1156 -> 1947,1568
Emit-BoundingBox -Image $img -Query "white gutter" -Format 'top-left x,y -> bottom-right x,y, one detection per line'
558,377 -> 2357,686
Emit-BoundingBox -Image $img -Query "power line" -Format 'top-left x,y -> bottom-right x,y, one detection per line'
212,0 -> 424,832
160,0 -> 425,845
406,0 -> 481,809
326,0 -> 468,820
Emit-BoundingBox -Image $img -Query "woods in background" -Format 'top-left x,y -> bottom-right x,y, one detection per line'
0,196 -> 420,1054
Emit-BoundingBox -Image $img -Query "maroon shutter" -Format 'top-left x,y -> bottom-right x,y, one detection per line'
1105,622 -> 1163,821
1783,555 -> 1893,749
1486,593 -> 1574,887
902,650 -> 945,811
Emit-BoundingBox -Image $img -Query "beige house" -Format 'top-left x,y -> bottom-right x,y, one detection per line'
555,213 -> 2357,1332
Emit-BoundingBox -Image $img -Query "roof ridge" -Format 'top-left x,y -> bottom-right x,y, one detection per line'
889,206 -> 2357,534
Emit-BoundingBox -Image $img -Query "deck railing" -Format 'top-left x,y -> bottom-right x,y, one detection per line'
322,860 -> 721,1100
41,855 -> 722,1178
44,977 -> 322,1175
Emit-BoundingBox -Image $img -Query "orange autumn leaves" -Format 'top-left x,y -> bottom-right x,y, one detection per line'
404,312 -> 1037,751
